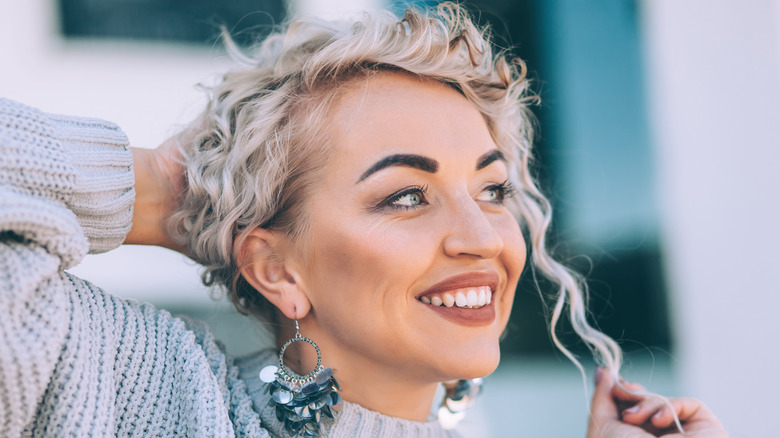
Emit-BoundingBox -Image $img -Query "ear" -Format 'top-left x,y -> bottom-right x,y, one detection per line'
235,227 -> 311,320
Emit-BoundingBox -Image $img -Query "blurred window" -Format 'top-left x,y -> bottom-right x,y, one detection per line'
58,0 -> 286,45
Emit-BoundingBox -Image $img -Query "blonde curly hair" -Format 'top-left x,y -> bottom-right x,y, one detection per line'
170,2 -> 622,379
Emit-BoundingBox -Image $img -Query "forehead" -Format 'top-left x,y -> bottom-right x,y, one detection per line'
326,71 -> 496,173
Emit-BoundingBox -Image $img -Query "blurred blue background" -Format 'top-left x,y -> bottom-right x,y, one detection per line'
1,0 -> 777,436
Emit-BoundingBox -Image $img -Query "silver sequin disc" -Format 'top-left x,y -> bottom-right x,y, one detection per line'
273,388 -> 293,404
437,406 -> 465,430
259,365 -> 279,383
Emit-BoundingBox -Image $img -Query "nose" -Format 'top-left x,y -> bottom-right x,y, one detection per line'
441,197 -> 504,259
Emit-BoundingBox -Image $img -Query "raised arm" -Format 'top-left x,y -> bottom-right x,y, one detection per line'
0,99 -> 268,437
0,98 -> 134,435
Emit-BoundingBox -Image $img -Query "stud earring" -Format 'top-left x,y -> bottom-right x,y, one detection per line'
259,313 -> 341,437
437,378 -> 483,429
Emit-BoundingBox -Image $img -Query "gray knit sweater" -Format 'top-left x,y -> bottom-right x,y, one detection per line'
0,99 -> 460,437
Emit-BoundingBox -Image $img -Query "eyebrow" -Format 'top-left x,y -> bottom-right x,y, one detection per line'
357,154 -> 439,183
356,149 -> 506,183
476,149 -> 506,170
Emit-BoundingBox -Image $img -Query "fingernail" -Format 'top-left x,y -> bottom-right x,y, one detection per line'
653,409 -> 664,419
623,405 -> 640,415
594,366 -> 603,385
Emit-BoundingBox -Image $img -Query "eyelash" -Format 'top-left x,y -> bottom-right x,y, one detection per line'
377,180 -> 516,211
486,180 -> 516,203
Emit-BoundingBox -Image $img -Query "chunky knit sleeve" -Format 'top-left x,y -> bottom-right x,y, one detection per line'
0,100 -> 268,438
0,98 -> 134,261
0,98 -> 133,436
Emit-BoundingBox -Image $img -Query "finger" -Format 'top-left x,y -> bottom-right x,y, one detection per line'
590,367 -> 619,423
611,378 -> 649,403
619,395 -> 668,425
587,367 -> 619,438
588,369 -> 660,438
648,398 -> 685,430
588,369 -> 662,438
651,398 -> 726,433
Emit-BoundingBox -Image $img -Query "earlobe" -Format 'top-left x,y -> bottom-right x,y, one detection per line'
236,227 -> 311,320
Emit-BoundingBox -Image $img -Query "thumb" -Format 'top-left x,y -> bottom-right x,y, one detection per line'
587,367 -> 619,437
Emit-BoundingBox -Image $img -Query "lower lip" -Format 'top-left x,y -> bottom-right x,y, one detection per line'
421,299 -> 496,326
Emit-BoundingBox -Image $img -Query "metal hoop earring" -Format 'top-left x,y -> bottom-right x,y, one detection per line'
259,313 -> 341,437
437,378 -> 483,429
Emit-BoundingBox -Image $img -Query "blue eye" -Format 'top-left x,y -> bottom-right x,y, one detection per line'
477,180 -> 515,204
392,191 -> 424,207
478,188 -> 500,202
381,185 -> 429,210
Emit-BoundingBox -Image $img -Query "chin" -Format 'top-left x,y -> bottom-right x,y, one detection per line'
435,339 -> 502,380
461,352 -> 501,379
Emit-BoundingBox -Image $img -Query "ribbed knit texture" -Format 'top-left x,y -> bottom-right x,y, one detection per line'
0,99 -> 265,437
0,99 -> 462,437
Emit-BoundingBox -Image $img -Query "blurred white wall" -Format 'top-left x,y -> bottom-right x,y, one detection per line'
288,0 -> 384,19
642,1 -> 780,437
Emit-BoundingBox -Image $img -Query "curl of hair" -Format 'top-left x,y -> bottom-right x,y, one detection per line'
170,2 -> 623,382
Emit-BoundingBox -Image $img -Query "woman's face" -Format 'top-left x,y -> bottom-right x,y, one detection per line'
293,72 -> 526,383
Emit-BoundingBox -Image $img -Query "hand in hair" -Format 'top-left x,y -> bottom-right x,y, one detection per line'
587,368 -> 727,437
124,137 -> 189,256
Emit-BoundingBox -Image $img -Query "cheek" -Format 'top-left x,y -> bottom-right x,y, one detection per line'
302,218 -> 440,355
504,217 -> 527,273
305,217 -> 436,309
494,212 -> 527,290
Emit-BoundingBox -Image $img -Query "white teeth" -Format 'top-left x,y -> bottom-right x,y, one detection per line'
419,286 -> 493,308
467,289 -> 479,307
455,292 -> 468,307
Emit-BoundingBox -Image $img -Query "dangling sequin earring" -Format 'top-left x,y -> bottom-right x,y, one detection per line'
259,313 -> 341,437
437,378 -> 483,429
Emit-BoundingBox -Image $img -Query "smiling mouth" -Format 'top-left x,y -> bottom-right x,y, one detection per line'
418,286 -> 492,309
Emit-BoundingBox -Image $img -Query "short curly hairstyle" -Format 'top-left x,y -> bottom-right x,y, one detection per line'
170,2 -> 623,377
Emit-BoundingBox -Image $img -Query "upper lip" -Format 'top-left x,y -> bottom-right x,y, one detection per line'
417,271 -> 500,298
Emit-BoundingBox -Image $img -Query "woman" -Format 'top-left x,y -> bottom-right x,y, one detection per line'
0,3 -> 725,437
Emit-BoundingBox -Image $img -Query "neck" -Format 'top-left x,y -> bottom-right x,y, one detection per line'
276,323 -> 439,422
335,356 -> 439,421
